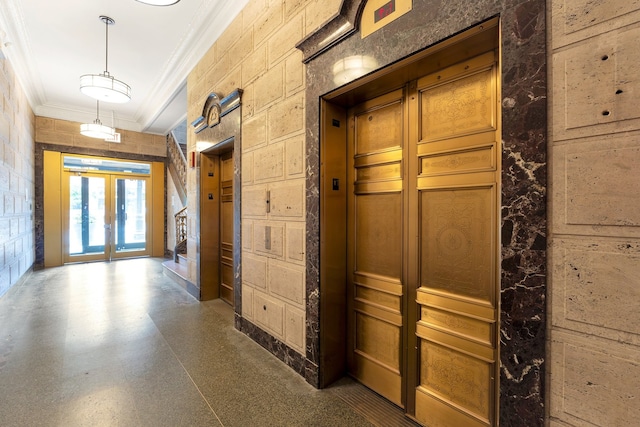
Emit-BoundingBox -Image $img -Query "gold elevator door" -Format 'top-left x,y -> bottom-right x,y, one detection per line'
220,151 -> 234,306
346,51 -> 499,426
200,148 -> 234,304
347,88 -> 407,407
412,51 -> 499,427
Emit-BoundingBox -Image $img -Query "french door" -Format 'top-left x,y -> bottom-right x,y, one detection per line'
62,160 -> 151,263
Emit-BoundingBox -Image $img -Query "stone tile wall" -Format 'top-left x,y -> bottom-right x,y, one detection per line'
548,2 -> 640,426
35,117 -> 166,158
187,0 -> 341,356
0,59 -> 35,298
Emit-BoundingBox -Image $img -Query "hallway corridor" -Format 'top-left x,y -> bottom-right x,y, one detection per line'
0,258 -> 399,426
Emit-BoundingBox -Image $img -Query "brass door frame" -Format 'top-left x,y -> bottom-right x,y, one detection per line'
199,139 -> 234,303
44,151 -> 163,267
318,19 -> 500,422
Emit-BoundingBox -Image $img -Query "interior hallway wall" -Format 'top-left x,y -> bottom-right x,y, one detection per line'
35,117 -> 166,158
547,2 -> 640,426
188,2 -> 550,425
0,57 -> 35,298
186,0 -> 343,358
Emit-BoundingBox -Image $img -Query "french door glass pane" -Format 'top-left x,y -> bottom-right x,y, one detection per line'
69,176 -> 105,255
115,178 -> 146,252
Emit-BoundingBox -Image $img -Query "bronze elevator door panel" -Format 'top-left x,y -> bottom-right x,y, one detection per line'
345,51 -> 499,425
412,51 -> 499,427
347,89 -> 406,408
220,151 -> 234,306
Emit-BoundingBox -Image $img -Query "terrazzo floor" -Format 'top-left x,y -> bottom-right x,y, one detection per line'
0,258 -> 383,427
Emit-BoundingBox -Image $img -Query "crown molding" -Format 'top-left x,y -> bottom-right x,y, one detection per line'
137,0 -> 249,131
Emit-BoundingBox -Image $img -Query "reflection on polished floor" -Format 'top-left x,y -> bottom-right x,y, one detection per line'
0,258 -> 388,427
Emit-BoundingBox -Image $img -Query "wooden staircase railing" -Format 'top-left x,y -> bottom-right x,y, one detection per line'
174,206 -> 187,262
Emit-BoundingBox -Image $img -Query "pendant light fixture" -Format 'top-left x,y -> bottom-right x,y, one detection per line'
80,100 -> 116,139
79,16 -> 131,103
135,0 -> 181,5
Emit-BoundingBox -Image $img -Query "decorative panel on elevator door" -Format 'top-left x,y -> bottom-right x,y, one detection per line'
420,62 -> 496,142
421,187 -> 494,302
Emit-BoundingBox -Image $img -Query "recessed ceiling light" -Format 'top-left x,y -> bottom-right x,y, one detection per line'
135,0 -> 181,5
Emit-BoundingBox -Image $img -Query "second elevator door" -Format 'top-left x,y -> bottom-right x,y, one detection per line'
220,151 -> 234,305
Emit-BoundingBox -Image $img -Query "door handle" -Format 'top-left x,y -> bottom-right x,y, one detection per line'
104,224 -> 111,230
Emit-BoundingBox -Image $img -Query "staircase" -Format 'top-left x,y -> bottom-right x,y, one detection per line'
162,122 -> 191,291
167,124 -> 187,209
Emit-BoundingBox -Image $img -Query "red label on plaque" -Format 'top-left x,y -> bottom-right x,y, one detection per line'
374,0 -> 396,23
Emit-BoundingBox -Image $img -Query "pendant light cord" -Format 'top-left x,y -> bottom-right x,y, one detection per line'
98,16 -> 115,75
95,100 -> 102,125
104,18 -> 109,74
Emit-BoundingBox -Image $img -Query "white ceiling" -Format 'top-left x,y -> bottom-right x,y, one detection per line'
0,0 -> 248,135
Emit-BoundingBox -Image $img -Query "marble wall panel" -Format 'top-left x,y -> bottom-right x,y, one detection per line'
286,223 -> 305,264
243,285 -> 254,320
6,68 -> 36,290
253,290 -> 285,338
549,331 -> 640,427
268,258 -> 305,306
242,112 -> 267,150
253,2 -> 283,44
550,237 -> 640,347
268,15 -> 303,66
254,64 -> 284,110
242,151 -> 254,183
551,0 -> 640,47
549,1 -> 640,426
552,26 -> 640,142
551,133 -> 640,239
267,93 -> 304,140
285,305 -> 305,353
565,146 -> 640,226
243,185 -> 268,217
285,134 -> 305,177
243,253 -> 267,289
268,180 -> 304,218
285,50 -> 305,96
242,221 -> 254,250
253,142 -> 285,182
